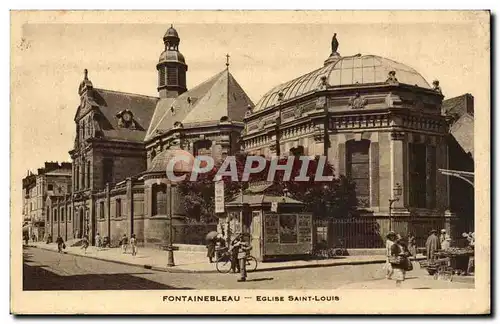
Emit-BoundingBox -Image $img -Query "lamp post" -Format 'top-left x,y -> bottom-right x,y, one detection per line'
389,183 -> 403,232
166,183 -> 175,267
276,92 -> 283,157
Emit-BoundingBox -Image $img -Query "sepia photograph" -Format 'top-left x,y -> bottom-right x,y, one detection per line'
10,10 -> 490,314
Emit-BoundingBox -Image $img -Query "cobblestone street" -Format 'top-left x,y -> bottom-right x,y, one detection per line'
23,247 -> 474,290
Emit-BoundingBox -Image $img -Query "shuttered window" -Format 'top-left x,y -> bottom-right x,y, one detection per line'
167,66 -> 178,86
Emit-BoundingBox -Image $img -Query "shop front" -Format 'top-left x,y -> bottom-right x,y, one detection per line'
224,192 -> 314,261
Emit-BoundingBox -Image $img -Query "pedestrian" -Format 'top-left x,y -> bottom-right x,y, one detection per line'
231,234 -> 252,282
130,234 -> 138,256
229,237 -> 240,273
441,235 -> 452,250
56,235 -> 65,253
206,235 -> 217,263
389,235 -> 411,287
24,234 -> 29,246
440,229 -> 447,244
32,234 -> 36,242
425,230 -> 441,261
120,234 -> 129,254
81,235 -> 89,254
384,231 -> 396,279
407,233 -> 417,261
95,232 -> 101,251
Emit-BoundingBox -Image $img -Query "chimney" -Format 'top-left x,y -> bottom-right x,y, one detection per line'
465,93 -> 474,115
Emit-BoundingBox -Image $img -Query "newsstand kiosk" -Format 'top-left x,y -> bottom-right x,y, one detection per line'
223,186 -> 314,262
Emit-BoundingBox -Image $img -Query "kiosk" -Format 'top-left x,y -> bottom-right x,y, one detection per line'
224,185 -> 314,261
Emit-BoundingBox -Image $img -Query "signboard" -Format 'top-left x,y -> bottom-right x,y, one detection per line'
279,214 -> 298,244
215,180 -> 225,213
297,214 -> 312,243
264,214 -> 279,243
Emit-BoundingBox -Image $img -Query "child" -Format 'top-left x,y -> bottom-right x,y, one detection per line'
120,234 -> 129,254
81,235 -> 89,254
130,234 -> 137,256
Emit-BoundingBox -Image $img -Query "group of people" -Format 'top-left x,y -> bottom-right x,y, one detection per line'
384,231 -> 415,287
206,232 -> 252,282
119,233 -> 138,256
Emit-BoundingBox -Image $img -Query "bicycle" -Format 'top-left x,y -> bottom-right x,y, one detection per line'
215,247 -> 258,273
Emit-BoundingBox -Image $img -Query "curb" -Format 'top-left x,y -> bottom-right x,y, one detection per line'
29,245 -> 424,274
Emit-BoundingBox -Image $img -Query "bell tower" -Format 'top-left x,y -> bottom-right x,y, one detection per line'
157,25 -> 188,98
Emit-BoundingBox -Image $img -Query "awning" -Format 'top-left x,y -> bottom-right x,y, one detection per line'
438,169 -> 474,187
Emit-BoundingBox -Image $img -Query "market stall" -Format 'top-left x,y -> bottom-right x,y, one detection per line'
419,247 -> 474,278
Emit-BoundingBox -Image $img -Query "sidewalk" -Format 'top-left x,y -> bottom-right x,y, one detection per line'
30,242 -> 425,274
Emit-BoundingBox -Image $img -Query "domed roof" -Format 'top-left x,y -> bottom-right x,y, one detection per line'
254,54 -> 431,112
164,25 -> 179,39
147,149 -> 194,174
158,50 -> 186,64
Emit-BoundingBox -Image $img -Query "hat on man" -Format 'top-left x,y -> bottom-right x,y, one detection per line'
386,231 -> 396,239
441,229 -> 446,233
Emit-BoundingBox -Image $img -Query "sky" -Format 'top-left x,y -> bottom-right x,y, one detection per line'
10,11 -> 490,217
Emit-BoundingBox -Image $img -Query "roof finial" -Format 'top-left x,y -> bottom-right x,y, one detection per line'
171,23 -> 173,28
84,69 -> 88,80
225,53 -> 230,69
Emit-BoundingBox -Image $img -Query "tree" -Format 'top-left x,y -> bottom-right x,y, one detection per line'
177,152 -> 358,222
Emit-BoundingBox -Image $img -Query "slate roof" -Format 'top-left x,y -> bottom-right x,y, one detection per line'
442,94 -> 474,158
145,69 -> 254,141
449,113 -> 474,157
442,93 -> 474,117
92,88 -> 159,143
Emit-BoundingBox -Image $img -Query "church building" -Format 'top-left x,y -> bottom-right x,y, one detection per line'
46,25 -> 254,246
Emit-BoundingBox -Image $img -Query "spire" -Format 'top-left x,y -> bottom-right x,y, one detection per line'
157,25 -> 188,98
78,68 -> 93,96
225,53 -> 230,70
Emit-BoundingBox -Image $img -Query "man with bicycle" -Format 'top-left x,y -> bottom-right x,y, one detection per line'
230,233 -> 252,282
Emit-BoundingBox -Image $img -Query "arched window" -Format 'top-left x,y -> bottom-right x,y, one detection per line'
346,139 -> 370,207
152,183 -> 168,216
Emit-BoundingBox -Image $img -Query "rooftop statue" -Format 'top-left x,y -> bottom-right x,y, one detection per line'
331,33 -> 339,53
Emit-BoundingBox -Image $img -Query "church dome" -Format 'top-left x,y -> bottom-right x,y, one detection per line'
147,149 -> 194,174
158,50 -> 186,64
254,53 -> 431,112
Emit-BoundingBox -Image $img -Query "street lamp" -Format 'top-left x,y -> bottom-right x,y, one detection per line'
389,183 -> 403,232
166,183 -> 175,267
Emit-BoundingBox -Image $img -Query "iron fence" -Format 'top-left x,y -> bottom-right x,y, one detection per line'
313,217 -> 463,249
172,223 -> 218,245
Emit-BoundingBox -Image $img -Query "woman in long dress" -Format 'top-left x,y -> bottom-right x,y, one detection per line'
390,236 -> 411,287
385,232 -> 397,279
